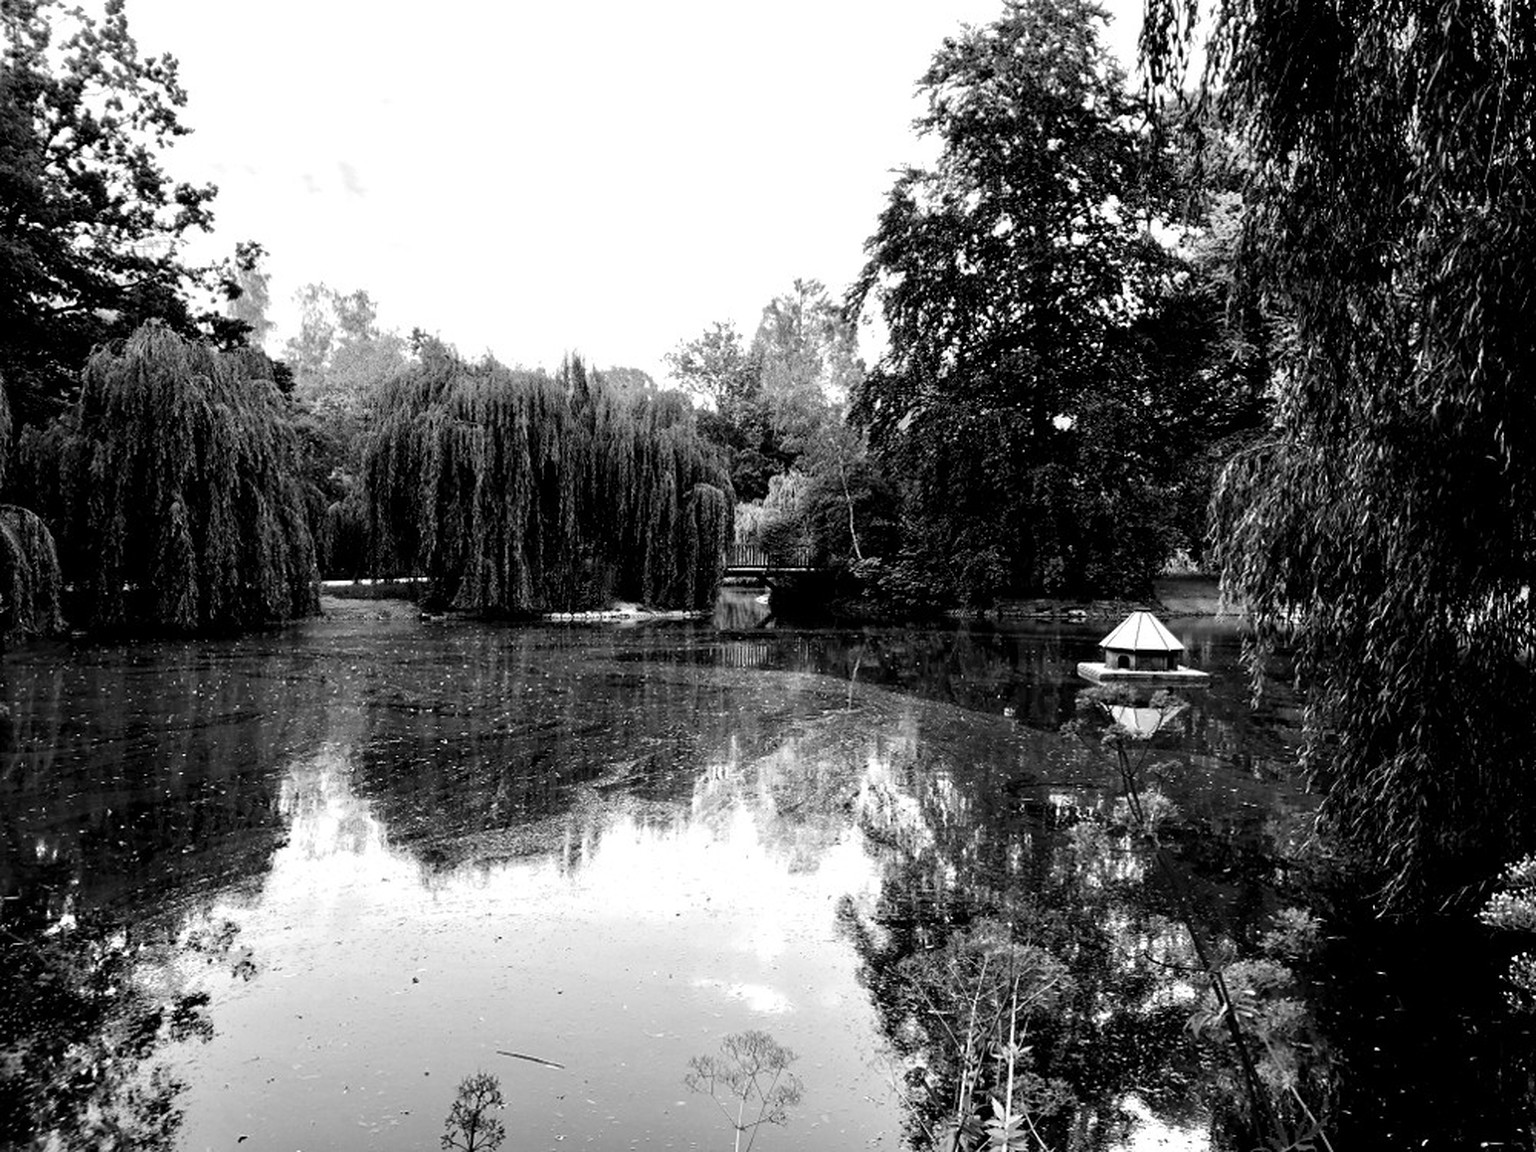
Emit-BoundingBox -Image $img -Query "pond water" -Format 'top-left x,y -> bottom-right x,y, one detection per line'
2,590 -> 1531,1150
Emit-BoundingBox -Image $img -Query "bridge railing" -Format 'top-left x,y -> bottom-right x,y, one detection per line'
725,543 -> 816,570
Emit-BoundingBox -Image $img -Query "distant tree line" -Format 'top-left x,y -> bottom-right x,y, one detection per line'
1,307 -> 730,633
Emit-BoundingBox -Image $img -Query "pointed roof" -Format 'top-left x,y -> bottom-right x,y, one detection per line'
1099,610 -> 1184,653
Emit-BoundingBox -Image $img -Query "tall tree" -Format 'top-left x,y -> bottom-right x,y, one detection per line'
665,321 -> 760,416
18,323 -> 319,634
284,285 -> 405,416
364,348 -> 731,613
670,284 -> 870,509
225,241 -> 274,352
1144,0 -> 1536,910
749,281 -> 881,565
667,321 -> 782,500
850,0 -> 1177,603
752,278 -> 861,439
280,284 -> 410,577
0,0 -> 225,425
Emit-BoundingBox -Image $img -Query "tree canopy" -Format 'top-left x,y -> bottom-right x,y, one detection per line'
18,323 -> 319,634
850,0 -> 1195,604
274,284 -> 413,578
669,282 -> 897,586
1144,0 -> 1536,909
0,0 -> 232,425
365,346 -> 731,614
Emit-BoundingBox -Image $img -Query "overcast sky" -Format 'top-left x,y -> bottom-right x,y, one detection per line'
129,0 -> 1146,383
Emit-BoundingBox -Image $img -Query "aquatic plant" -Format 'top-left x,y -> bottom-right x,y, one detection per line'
887,922 -> 1076,1152
441,1071 -> 506,1152
1481,856 -> 1536,1013
20,323 -> 319,634
364,348 -> 731,613
840,689 -> 1218,1148
685,1030 -> 803,1152
1188,914 -> 1334,1152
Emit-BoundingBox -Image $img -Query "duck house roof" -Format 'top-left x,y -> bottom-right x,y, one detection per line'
1099,610 -> 1184,653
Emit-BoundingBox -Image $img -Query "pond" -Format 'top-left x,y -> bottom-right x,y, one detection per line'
2,589 -> 1532,1150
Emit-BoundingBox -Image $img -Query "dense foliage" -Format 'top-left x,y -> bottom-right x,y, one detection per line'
1144,0 -> 1536,910
851,0 -> 1197,605
0,502 -> 62,636
0,378 -> 63,637
281,285 -> 411,577
0,911 -> 213,1150
671,281 -> 900,600
0,0 -> 238,426
669,281 -> 862,504
365,346 -> 731,613
19,324 -> 318,634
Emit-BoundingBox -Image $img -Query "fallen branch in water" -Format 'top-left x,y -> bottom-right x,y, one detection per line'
496,1050 -> 565,1070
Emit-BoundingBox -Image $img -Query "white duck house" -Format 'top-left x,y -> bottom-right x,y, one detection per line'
1099,611 -> 1183,671
1076,610 -> 1211,685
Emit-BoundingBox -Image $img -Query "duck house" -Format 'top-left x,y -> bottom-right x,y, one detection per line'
1077,610 -> 1211,685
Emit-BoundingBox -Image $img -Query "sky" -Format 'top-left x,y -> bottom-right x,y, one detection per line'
127,0 -> 1147,384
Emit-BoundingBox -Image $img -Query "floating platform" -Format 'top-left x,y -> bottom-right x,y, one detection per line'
1076,661 -> 1211,686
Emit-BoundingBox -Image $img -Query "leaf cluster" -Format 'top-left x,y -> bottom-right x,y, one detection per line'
684,1030 -> 803,1150
1147,0 -> 1536,911
441,1071 -> 506,1152
0,0 -> 226,423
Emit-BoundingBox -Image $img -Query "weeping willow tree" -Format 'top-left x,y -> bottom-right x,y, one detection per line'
364,346 -> 731,613
19,323 -> 318,634
0,375 -> 64,638
1143,1 -> 1536,911
319,493 -> 369,581
0,505 -> 63,637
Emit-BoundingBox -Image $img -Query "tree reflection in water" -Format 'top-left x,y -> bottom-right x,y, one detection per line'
838,673 -> 1536,1151
0,905 -> 255,1149
838,684 -> 1323,1149
6,613 -> 1536,1148
1,636 -> 329,1149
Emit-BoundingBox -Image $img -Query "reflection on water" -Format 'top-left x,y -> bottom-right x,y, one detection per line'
711,585 -> 773,631
0,594 -> 1528,1149
165,676 -> 897,1151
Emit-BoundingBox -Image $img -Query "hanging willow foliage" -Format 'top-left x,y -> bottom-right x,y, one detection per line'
25,323 -> 319,634
1144,1 -> 1536,911
0,504 -> 63,637
0,372 -> 65,639
320,493 -> 369,581
364,347 -> 731,613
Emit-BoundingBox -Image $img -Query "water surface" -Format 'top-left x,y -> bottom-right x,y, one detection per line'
7,591 -> 1511,1150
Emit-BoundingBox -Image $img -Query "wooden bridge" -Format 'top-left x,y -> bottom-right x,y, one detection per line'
723,543 -> 818,577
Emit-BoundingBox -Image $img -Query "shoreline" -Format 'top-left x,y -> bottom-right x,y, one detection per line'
966,576 -> 1231,623
318,575 -> 1233,627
